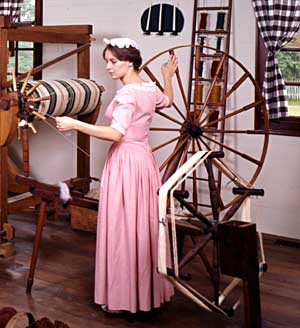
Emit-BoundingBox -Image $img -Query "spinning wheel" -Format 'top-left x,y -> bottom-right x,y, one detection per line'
140,45 -> 269,327
140,44 -> 269,217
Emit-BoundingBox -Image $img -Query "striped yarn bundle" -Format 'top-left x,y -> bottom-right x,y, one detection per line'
26,79 -> 102,117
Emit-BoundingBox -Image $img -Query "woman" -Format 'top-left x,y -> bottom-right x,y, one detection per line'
56,37 -> 177,313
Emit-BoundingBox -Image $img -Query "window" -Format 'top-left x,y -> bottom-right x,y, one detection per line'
255,30 -> 300,137
9,0 -> 42,79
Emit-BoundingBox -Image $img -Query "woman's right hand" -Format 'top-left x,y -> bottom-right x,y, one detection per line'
56,116 -> 78,132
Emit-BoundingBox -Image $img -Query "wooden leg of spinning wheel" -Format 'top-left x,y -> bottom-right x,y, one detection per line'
212,237 -> 220,306
206,158 -> 220,221
26,199 -> 47,294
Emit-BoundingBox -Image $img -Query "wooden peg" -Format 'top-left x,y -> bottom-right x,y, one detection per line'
20,68 -> 33,94
28,122 -> 37,134
11,66 -> 17,92
30,96 -> 51,103
17,119 -> 21,140
32,110 -> 46,120
26,81 -> 41,96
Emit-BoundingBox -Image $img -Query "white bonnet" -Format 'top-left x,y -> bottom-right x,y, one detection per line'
103,37 -> 139,50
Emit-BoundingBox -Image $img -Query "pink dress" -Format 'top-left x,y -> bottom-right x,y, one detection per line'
94,82 -> 174,313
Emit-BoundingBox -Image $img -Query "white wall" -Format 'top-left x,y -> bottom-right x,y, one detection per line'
9,0 -> 300,239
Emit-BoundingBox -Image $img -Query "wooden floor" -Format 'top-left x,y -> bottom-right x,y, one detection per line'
0,214 -> 299,328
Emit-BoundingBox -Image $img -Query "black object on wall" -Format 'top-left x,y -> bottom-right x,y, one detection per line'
141,3 -> 184,35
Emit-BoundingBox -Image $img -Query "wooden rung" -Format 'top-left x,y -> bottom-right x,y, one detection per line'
167,216 -> 203,235
196,30 -> 228,35
197,6 -> 229,11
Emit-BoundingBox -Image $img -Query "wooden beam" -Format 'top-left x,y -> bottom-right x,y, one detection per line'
7,25 -> 93,44
77,44 -> 91,192
10,24 -> 92,34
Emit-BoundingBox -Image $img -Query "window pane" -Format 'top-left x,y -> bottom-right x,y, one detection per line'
278,52 -> 300,82
286,31 -> 300,47
278,41 -> 300,117
288,98 -> 300,116
18,51 -> 33,73
20,0 -> 35,22
18,41 -> 34,49
7,56 -> 15,79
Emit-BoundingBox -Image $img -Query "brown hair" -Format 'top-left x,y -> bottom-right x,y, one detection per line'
103,45 -> 142,71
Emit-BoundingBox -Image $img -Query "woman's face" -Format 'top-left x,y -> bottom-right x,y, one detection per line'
104,49 -> 131,80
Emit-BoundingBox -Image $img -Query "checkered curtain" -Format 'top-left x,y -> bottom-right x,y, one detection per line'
252,0 -> 300,119
0,1 -> 24,22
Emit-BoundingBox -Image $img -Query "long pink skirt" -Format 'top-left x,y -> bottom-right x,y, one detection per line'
94,140 -> 174,313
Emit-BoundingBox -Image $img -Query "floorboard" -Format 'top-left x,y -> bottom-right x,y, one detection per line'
0,214 -> 299,328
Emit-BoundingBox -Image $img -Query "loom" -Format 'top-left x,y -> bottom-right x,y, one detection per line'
0,17 -> 104,256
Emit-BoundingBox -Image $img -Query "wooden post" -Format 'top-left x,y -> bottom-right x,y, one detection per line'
218,220 -> 262,328
77,42 -> 91,193
0,19 -> 16,256
0,146 -> 8,232
21,127 -> 30,177
0,23 -> 9,238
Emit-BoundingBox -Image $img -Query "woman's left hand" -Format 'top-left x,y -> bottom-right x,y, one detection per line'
161,54 -> 178,80
56,116 -> 78,132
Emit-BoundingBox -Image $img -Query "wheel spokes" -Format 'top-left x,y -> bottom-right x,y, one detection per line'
169,49 -> 190,116
155,109 -> 183,126
203,100 -> 264,128
202,128 -> 265,135
160,135 -> 190,179
143,44 -> 268,216
199,72 -> 250,125
152,134 -> 184,152
143,65 -> 186,120
150,127 -> 181,132
202,133 -> 262,166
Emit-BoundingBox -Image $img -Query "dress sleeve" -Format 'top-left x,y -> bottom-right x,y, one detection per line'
155,86 -> 170,109
110,89 -> 136,135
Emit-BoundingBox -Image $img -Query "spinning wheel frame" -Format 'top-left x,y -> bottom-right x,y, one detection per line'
140,44 -> 269,216
145,45 -> 269,326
